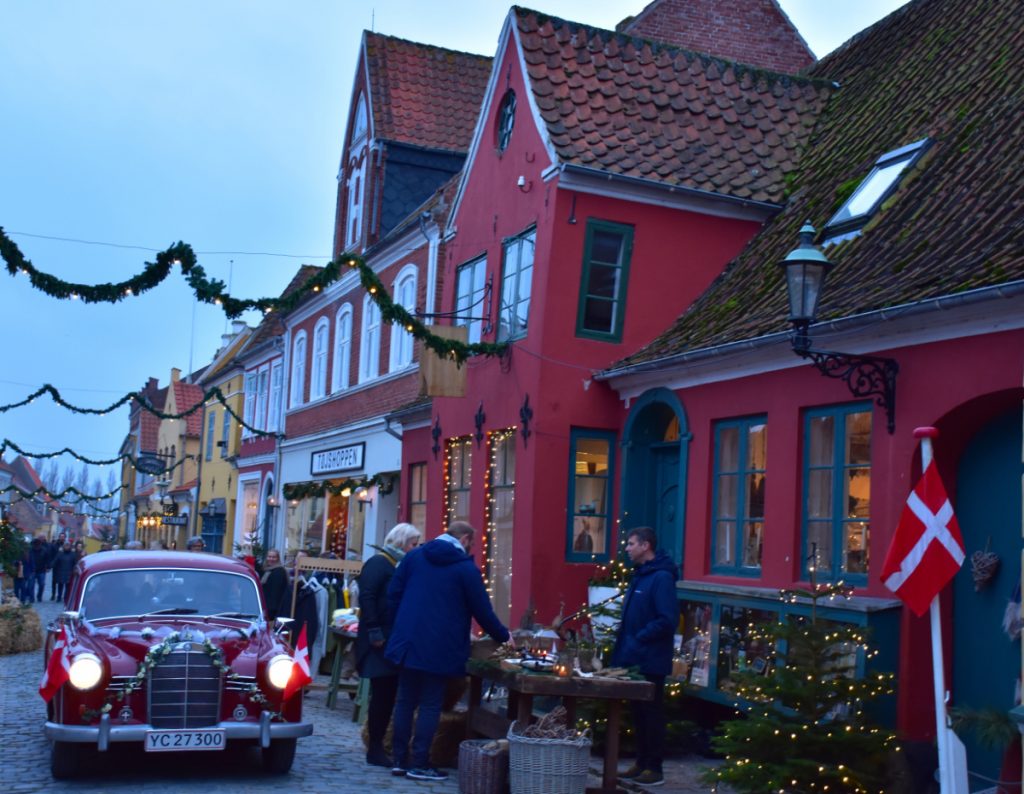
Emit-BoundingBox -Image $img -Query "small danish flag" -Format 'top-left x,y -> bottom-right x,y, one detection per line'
881,461 -> 965,616
39,625 -> 71,703
283,625 -> 313,701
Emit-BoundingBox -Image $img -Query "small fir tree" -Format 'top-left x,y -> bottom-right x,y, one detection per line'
703,580 -> 898,794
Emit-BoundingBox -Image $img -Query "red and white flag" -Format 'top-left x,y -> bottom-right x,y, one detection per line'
881,461 -> 965,616
39,625 -> 71,703
283,625 -> 313,701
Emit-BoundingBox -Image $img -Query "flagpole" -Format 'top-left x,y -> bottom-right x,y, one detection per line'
916,426 -> 952,793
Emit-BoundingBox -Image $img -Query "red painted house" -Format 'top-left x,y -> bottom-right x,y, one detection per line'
597,0 -> 1024,782
394,4 -> 820,625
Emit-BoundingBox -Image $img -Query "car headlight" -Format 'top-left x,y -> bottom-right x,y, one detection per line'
68,653 -> 104,691
266,654 -> 293,689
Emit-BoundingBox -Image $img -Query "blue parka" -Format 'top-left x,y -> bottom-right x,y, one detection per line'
385,536 -> 510,676
611,550 -> 680,676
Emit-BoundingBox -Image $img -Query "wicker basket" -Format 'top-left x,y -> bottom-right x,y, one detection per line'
507,722 -> 592,794
458,739 -> 509,794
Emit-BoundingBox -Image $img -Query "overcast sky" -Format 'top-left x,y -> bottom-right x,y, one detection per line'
0,0 -> 906,494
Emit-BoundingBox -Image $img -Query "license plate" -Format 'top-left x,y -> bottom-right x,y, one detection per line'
145,729 -> 226,752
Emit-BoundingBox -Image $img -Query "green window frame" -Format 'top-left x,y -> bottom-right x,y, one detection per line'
802,403 -> 872,582
711,416 -> 766,575
497,228 -> 536,342
565,428 -> 615,562
575,219 -> 634,341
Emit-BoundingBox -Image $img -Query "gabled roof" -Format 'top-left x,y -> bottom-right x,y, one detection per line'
515,6 -> 831,204
173,381 -> 205,438
610,0 -> 1024,368
363,32 -> 492,152
242,265 -> 323,355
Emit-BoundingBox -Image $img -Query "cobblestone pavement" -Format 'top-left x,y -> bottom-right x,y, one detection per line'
2,593 -> 717,792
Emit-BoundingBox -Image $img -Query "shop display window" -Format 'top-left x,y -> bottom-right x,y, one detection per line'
676,600 -> 714,688
716,604 -> 778,693
565,428 -> 615,562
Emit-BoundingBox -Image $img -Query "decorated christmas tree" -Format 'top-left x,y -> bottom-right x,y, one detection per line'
703,580 -> 898,794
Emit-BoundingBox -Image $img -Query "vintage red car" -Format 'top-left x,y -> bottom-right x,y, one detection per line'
43,551 -> 313,779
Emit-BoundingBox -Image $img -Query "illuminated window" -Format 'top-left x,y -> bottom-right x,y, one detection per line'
566,428 -> 615,562
445,437 -> 473,527
408,463 -> 427,532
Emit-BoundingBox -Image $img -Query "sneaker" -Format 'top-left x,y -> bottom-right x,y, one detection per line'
634,769 -> 665,787
619,763 -> 643,779
406,768 -> 449,781
390,766 -> 407,777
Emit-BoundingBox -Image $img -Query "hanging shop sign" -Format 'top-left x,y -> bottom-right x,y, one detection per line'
162,515 -> 188,526
136,453 -> 166,475
310,443 -> 365,477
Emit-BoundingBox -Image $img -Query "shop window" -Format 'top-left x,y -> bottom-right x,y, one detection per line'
205,410 -> 216,461
455,256 -> 487,344
389,265 -> 417,371
497,228 -> 535,342
487,430 -> 516,623
715,604 -> 778,693
408,462 -> 427,532
285,495 -> 325,557
239,480 -> 260,546
565,428 -> 615,562
576,219 -> 633,341
333,304 -> 353,392
290,331 -> 307,408
803,404 -> 872,581
311,317 -> 329,400
711,417 -> 766,574
445,437 -> 473,527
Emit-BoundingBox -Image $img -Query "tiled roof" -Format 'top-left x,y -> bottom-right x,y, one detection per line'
364,32 -> 492,152
515,7 -> 831,204
613,0 -> 1024,367
244,265 -> 323,352
173,381 -> 205,437
170,478 -> 198,495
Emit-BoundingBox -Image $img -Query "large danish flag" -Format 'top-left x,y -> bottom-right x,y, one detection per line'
39,625 -> 71,703
881,461 -> 965,616
283,625 -> 313,701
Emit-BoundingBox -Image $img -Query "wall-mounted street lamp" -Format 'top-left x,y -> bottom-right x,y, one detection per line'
779,222 -> 899,434
356,487 -> 374,512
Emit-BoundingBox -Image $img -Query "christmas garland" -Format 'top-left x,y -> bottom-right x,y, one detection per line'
0,437 -> 198,470
1,227 -> 507,365
0,383 -> 278,439
80,630 -> 282,723
282,472 -> 396,501
2,482 -> 127,509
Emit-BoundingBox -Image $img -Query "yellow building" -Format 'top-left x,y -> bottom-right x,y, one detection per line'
195,322 -> 253,556
156,368 -> 205,549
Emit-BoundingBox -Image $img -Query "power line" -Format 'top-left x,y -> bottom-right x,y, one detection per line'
7,230 -> 331,260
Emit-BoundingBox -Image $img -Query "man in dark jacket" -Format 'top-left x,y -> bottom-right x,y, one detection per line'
356,523 -> 421,767
29,535 -> 51,603
51,542 -> 77,603
49,534 -> 65,600
612,526 -> 679,788
385,521 -> 511,781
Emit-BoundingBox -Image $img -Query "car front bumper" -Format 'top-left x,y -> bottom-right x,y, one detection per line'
45,710 -> 313,750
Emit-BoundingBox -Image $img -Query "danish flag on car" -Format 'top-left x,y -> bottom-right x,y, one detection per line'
40,625 -> 71,703
881,461 -> 966,616
283,625 -> 313,700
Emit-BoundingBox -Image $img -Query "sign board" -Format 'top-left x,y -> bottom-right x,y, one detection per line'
421,324 -> 468,397
162,516 -> 188,526
310,443 -> 365,476
136,453 -> 166,475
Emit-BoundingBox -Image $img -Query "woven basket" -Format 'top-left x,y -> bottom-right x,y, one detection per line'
458,739 -> 508,794
507,722 -> 592,794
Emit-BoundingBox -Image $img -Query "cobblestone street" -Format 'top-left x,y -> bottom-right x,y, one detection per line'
2,595 -> 716,792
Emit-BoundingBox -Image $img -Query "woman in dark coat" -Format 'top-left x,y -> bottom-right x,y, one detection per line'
51,543 -> 77,603
356,523 -> 421,767
259,549 -> 288,621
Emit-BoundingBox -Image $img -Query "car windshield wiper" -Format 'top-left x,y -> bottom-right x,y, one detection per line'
205,612 -> 259,620
138,608 -> 199,618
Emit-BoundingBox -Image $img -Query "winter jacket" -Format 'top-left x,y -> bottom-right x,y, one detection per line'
29,540 -> 50,573
385,536 -> 510,676
611,550 -> 680,676
51,549 -> 77,583
356,548 -> 401,679
260,566 -> 288,621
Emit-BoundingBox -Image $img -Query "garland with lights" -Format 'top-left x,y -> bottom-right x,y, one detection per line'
0,383 -> 277,439
282,473 -> 396,502
1,227 -> 507,365
701,580 -> 898,794
0,437 -> 198,472
483,428 -> 517,613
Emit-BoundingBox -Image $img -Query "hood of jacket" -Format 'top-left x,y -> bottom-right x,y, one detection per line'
422,536 -> 472,567
633,549 -> 678,581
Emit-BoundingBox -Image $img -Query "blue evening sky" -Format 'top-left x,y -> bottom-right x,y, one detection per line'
0,0 -> 905,488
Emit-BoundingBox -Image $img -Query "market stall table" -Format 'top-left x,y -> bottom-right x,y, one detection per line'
466,660 -> 654,794
325,625 -> 360,715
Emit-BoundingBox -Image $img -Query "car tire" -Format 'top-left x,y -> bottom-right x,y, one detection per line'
261,738 -> 297,774
51,740 -> 82,780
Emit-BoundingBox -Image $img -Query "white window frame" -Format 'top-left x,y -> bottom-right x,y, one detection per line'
254,364 -> 269,430
359,294 -> 381,383
346,157 -> 367,251
333,303 -> 353,392
455,256 -> 487,344
242,371 -> 257,438
290,331 -> 307,408
311,316 -> 330,401
389,264 -> 418,372
268,360 -> 284,431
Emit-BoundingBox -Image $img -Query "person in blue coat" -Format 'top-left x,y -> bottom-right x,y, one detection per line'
612,526 -> 680,788
385,521 -> 511,781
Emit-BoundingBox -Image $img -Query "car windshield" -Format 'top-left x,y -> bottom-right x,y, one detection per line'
80,569 -> 262,620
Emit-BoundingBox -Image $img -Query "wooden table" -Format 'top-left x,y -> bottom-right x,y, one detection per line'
325,626 -> 359,713
466,661 -> 654,794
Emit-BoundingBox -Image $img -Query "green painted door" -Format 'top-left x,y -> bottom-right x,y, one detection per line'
953,409 -> 1022,791
652,445 -> 681,561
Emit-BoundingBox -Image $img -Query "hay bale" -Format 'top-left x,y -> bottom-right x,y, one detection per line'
0,601 -> 43,655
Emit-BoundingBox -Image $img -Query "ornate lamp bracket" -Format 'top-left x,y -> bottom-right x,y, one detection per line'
519,394 -> 533,447
795,342 -> 899,434
474,402 -> 486,447
431,416 -> 442,461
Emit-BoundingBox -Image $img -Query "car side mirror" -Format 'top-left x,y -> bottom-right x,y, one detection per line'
61,610 -> 80,622
274,617 -> 293,637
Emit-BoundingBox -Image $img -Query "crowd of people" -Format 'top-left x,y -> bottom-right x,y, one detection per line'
12,533 -> 83,605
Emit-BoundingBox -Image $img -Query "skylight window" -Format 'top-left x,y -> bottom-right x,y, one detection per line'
823,138 -> 930,244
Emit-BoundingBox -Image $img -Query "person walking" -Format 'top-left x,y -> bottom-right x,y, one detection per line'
14,545 -> 34,605
385,521 -> 512,781
356,523 -> 422,768
612,526 -> 679,788
48,533 -> 66,600
51,542 -> 77,603
28,535 -> 50,604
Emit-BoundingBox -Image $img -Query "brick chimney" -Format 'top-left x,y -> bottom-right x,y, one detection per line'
171,367 -> 181,383
617,0 -> 816,74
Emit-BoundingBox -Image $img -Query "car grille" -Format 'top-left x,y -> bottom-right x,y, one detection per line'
148,646 -> 222,728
